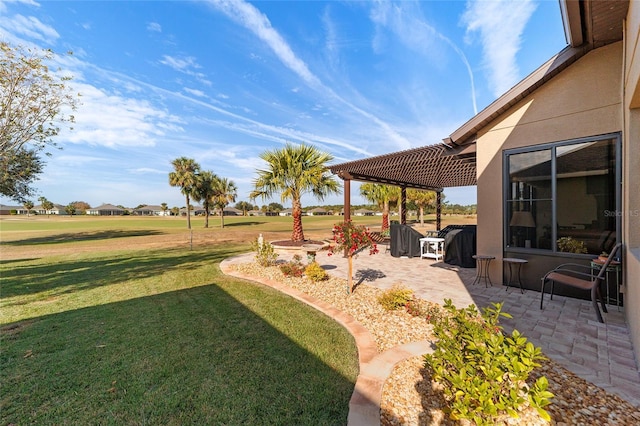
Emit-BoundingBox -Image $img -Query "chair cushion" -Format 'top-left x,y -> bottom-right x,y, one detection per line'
547,272 -> 593,290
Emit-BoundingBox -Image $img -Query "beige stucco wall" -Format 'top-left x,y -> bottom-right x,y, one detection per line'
623,1 -> 640,366
476,41 -> 623,281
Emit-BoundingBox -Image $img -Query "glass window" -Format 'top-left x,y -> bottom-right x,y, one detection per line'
505,135 -> 619,255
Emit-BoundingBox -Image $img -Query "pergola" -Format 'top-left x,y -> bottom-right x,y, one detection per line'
329,142 -> 477,230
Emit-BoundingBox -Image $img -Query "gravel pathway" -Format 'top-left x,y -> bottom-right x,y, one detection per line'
231,258 -> 640,425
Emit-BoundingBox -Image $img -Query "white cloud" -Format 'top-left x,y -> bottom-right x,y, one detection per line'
147,22 -> 162,32
369,1 -> 478,114
159,54 -> 211,86
209,0 -> 321,88
1,14 -> 59,44
129,167 -> 167,174
184,87 -> 206,98
207,0 -> 412,150
65,82 -> 184,148
0,0 -> 39,14
462,0 -> 536,97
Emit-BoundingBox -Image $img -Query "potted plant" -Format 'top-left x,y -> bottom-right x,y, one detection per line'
556,236 -> 588,254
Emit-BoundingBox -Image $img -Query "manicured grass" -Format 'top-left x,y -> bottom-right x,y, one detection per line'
0,221 -> 359,425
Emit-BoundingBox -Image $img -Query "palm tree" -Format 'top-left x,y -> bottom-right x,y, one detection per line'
38,196 -> 54,217
359,184 -> 400,232
65,202 -> 76,216
23,200 -> 33,216
235,201 -> 253,216
251,143 -> 340,242
168,157 -> 201,229
192,170 -> 219,228
160,202 -> 168,216
212,177 -> 237,228
407,189 -> 437,226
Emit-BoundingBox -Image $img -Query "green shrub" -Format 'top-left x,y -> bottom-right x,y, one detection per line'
377,285 -> 413,311
279,255 -> 305,277
250,236 -> 278,267
305,262 -> 328,281
424,299 -> 553,425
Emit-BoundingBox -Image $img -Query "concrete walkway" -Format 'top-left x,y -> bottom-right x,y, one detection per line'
308,249 -> 640,408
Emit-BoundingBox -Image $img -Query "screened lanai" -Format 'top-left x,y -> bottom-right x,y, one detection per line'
329,142 -> 477,230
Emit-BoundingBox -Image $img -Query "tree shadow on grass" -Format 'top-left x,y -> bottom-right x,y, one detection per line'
0,283 -> 358,425
219,221 -> 266,227
0,246 -> 240,300
0,230 -> 166,246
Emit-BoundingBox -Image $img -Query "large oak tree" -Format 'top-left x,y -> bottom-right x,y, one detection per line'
1,42 -> 78,202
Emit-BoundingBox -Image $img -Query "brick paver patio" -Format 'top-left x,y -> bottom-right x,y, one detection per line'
308,249 -> 640,407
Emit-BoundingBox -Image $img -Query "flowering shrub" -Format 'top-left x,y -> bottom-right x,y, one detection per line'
328,221 -> 379,293
279,255 -> 305,277
328,221 -> 378,256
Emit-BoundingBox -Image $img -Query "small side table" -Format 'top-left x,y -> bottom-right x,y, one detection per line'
420,237 -> 445,261
472,255 -> 495,287
590,259 -> 622,309
503,258 -> 528,293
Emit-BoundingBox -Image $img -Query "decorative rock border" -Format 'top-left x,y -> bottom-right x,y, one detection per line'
219,255 -> 434,426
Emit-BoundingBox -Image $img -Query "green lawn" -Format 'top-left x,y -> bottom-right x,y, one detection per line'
0,218 -> 359,425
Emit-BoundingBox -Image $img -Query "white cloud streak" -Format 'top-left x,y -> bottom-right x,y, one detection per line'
207,0 -> 413,151
462,0 -> 536,97
369,1 -> 478,115
65,82 -> 184,148
0,14 -> 59,44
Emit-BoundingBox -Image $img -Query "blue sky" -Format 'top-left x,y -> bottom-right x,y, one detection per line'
1,0 -> 566,209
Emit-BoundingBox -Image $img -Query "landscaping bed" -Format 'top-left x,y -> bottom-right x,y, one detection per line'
233,259 -> 640,425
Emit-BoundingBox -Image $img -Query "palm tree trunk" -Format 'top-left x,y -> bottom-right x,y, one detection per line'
220,209 -> 225,228
420,206 -> 424,225
204,206 -> 209,228
381,201 -> 390,231
291,199 -> 305,241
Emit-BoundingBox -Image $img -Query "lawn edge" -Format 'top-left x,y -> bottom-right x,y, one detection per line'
219,254 -> 435,426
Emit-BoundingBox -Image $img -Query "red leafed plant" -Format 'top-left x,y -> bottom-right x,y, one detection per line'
328,221 -> 378,293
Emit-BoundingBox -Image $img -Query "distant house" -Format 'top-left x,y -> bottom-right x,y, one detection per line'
220,207 -> 242,216
307,207 -> 329,216
279,209 -> 292,216
133,205 -> 168,216
29,203 -> 69,215
354,209 -> 375,216
0,204 -> 20,215
87,204 -> 125,216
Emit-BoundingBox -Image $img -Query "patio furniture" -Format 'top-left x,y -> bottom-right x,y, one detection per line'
590,257 -> 622,309
368,232 -> 391,253
443,225 -> 477,267
472,255 -> 495,287
390,223 -> 423,258
540,243 -> 622,323
503,257 -> 528,293
420,237 -> 445,260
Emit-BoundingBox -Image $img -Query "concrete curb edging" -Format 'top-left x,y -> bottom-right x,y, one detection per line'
219,255 -> 435,426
